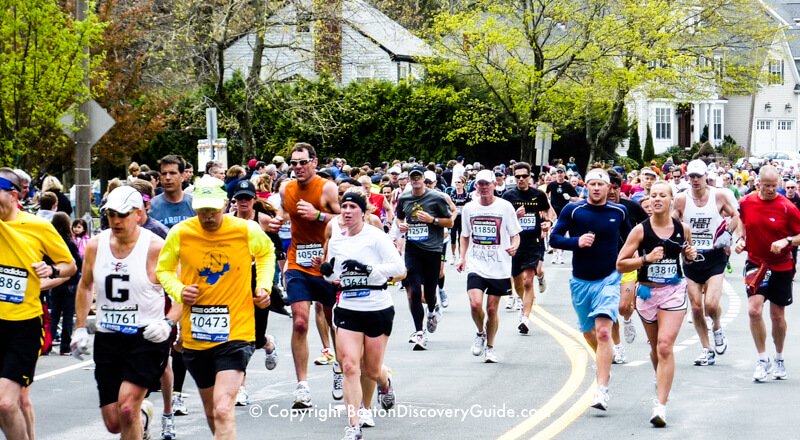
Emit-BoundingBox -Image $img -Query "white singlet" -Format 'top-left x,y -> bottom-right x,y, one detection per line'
683,187 -> 724,252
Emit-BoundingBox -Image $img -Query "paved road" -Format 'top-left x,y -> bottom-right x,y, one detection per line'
30,251 -> 800,439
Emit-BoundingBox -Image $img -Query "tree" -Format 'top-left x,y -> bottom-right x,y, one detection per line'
0,0 -> 104,170
643,125 -> 655,163
627,121 -> 642,168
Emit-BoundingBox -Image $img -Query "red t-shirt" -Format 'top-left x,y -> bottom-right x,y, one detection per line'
740,193 -> 800,271
368,192 -> 385,215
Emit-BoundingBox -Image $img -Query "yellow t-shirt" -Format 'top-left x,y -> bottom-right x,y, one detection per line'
0,212 -> 74,321
156,216 -> 275,350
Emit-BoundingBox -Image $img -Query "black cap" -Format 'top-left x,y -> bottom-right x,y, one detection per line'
408,165 -> 425,177
456,155 -> 464,162
493,168 -> 504,176
340,191 -> 367,213
317,168 -> 333,179
233,180 -> 256,199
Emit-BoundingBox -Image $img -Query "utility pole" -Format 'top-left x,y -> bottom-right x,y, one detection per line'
74,0 -> 91,222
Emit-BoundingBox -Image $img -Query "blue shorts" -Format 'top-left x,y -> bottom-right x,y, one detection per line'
569,271 -> 622,332
285,269 -> 336,306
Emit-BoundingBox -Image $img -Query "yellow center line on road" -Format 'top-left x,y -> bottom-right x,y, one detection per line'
497,305 -> 594,440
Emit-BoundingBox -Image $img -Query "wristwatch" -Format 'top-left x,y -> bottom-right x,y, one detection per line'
786,236 -> 794,246
433,217 -> 439,226
317,211 -> 327,222
49,264 -> 60,279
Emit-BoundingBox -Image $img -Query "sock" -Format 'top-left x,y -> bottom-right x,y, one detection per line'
776,352 -> 784,361
758,352 -> 769,362
299,380 -> 309,388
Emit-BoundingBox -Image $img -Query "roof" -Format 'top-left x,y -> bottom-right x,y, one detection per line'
765,1 -> 800,58
341,0 -> 432,61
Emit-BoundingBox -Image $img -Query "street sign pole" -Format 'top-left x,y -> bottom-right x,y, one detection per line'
74,0 -> 91,223
206,108 -> 218,161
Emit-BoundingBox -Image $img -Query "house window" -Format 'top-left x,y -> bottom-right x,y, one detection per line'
356,64 -> 372,82
297,10 -> 311,33
655,107 -> 671,140
713,109 -> 722,141
398,63 -> 409,81
757,120 -> 772,130
779,120 -> 793,131
768,59 -> 784,85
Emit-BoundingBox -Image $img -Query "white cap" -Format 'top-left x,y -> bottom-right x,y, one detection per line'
102,186 -> 143,214
388,166 -> 401,175
475,169 -> 494,183
640,168 -> 657,177
686,159 -> 707,176
423,170 -> 437,183
584,169 -> 610,184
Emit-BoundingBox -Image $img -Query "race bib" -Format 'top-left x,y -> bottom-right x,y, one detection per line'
99,305 -> 139,334
190,305 -> 230,342
296,243 -> 323,267
647,263 -> 679,284
472,218 -> 500,245
519,214 -> 538,231
692,234 -> 713,251
407,224 -> 429,241
0,265 -> 28,304
278,220 -> 292,240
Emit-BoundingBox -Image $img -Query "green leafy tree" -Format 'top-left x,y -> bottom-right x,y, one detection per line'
0,0 -> 104,169
627,121 -> 642,168
643,125 -> 655,163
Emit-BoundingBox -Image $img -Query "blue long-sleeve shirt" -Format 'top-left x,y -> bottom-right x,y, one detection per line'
550,200 -> 630,281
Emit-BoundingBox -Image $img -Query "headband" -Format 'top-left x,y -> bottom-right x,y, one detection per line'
584,171 -> 610,184
0,176 -> 20,192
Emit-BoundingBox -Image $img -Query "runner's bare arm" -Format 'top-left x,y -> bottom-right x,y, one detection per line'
616,224 -> 646,273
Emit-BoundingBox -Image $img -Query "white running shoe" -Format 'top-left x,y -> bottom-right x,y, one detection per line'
518,316 -> 531,335
358,407 -> 375,428
471,333 -> 487,356
612,345 -> 626,364
427,305 -> 441,333
439,289 -> 449,308
377,369 -> 395,410
753,359 -> 774,382
773,359 -> 787,380
513,296 -> 523,311
505,297 -> 515,310
591,386 -> 609,411
332,361 -> 344,400
292,383 -> 312,409
412,331 -> 428,351
342,425 -> 363,440
264,335 -> 278,370
161,413 -> 176,440
484,346 -> 498,363
235,386 -> 249,406
713,329 -> 728,355
693,348 -> 716,366
141,399 -> 154,440
623,319 -> 636,344
172,393 -> 188,416
650,401 -> 667,427
408,332 -> 417,344
538,274 -> 547,293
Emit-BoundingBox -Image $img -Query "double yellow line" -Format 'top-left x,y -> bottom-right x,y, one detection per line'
498,305 -> 597,440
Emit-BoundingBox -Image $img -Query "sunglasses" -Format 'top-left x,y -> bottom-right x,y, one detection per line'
107,210 -> 132,219
289,159 -> 312,167
234,196 -> 254,201
514,174 -> 530,179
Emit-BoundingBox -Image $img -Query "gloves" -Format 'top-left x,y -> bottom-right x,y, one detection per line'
70,327 -> 90,360
320,257 -> 335,277
143,320 -> 172,343
713,230 -> 732,249
636,285 -> 652,300
341,259 -> 372,274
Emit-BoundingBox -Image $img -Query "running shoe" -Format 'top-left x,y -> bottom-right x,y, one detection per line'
264,335 -> 278,371
518,316 -> 531,335
713,329 -> 728,355
513,296 -> 523,311
623,319 -> 636,344
693,348 -> 716,366
408,332 -> 417,343
235,386 -> 249,406
439,289 -> 449,308
612,345 -> 626,364
292,383 -> 312,409
484,347 -> 498,363
172,393 -> 188,416
471,332 -> 487,356
412,331 -> 428,351
377,370 -> 395,410
342,425 -> 363,440
649,401 -> 667,427
427,306 -> 441,333
591,386 -> 609,411
141,399 -> 154,440
359,406 -> 375,428
314,348 -> 335,365
161,413 -> 176,440
332,361 -> 344,400
726,261 -> 733,274
505,297 -> 515,310
773,359 -> 787,380
753,359 -> 774,382
538,274 -> 547,293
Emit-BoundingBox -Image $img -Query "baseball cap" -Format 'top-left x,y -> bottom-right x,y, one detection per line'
272,155 -> 285,164
388,166 -> 401,175
233,180 -> 256,199
556,166 -> 566,173
456,155 -> 464,162
493,168 -> 504,176
640,168 -> 657,177
317,168 -> 333,179
102,186 -> 143,214
423,170 -> 437,183
686,159 -> 708,177
248,159 -> 258,170
465,164 -> 474,171
398,171 -> 409,179
192,176 -> 228,211
409,165 -> 426,178
475,169 -> 494,183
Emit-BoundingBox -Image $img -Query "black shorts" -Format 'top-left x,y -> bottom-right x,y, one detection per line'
182,341 -> 254,390
744,262 -> 794,307
512,242 -> 545,277
333,306 -> 394,338
450,215 -> 463,241
285,270 -> 336,306
683,249 -> 727,285
402,245 -> 441,289
467,273 -> 512,296
0,317 -> 43,387
94,331 -> 170,407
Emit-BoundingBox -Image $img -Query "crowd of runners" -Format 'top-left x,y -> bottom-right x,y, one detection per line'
0,146 -> 797,439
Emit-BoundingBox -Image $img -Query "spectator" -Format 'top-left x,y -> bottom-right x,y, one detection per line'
42,175 -> 72,216
49,212 -> 82,355
37,191 -> 58,221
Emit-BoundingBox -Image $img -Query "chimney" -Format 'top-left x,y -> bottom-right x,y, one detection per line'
313,0 -> 342,81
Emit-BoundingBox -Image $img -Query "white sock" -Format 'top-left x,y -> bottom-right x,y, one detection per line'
776,352 -> 784,361
758,352 -> 769,362
299,380 -> 309,388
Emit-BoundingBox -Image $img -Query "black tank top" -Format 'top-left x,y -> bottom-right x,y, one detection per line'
637,218 -> 684,284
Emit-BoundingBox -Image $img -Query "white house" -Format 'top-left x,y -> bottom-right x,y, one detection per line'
223,0 -> 432,85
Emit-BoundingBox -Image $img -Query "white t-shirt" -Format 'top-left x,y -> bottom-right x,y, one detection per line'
461,198 -> 522,279
452,163 -> 466,183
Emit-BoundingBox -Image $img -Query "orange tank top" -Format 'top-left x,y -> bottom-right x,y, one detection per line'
284,176 -> 327,275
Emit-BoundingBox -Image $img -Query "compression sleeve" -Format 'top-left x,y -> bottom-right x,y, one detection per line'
549,204 -> 580,250
156,225 -> 185,304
